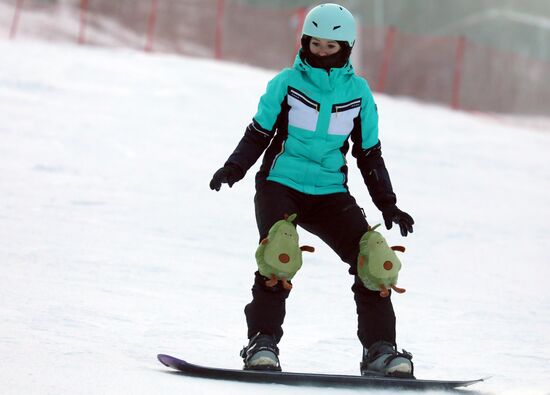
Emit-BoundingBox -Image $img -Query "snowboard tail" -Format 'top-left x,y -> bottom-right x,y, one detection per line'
157,354 -> 485,390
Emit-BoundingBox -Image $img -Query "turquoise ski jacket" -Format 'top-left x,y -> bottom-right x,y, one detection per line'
226,52 -> 394,204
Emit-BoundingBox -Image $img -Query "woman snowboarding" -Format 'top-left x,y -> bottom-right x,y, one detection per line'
210,3 -> 415,378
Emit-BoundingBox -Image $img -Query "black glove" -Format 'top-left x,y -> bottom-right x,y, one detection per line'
209,164 -> 241,191
382,206 -> 414,237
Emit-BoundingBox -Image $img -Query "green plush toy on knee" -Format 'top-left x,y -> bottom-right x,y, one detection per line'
256,213 -> 315,290
357,224 -> 407,298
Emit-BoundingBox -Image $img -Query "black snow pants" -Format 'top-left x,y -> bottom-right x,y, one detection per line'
244,180 -> 397,349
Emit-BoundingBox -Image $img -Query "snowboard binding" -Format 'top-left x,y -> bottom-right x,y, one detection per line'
361,341 -> 414,378
240,332 -> 281,371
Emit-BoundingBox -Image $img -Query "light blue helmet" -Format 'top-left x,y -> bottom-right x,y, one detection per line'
301,3 -> 356,47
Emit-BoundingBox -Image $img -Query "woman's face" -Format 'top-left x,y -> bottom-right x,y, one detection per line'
309,37 -> 341,56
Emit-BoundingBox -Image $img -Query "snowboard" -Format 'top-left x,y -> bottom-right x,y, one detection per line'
157,354 -> 485,390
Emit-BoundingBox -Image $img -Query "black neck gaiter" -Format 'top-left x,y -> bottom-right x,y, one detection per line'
300,36 -> 352,71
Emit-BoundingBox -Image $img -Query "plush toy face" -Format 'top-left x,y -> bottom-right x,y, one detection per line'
255,214 -> 315,290
362,231 -> 401,281
256,214 -> 303,281
263,220 -> 301,276
357,224 -> 405,296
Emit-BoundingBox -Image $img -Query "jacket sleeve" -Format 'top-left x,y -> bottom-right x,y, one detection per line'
351,87 -> 397,211
224,71 -> 289,180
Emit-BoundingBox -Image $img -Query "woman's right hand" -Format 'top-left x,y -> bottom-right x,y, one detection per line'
209,164 -> 242,191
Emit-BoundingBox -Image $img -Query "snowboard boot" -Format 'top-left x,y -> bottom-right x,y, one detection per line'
240,332 -> 281,371
360,340 -> 414,378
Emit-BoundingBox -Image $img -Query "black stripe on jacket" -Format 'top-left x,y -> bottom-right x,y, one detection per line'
350,118 -> 397,210
225,99 -> 290,185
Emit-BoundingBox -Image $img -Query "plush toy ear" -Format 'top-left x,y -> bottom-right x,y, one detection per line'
391,246 -> 406,253
391,284 -> 406,294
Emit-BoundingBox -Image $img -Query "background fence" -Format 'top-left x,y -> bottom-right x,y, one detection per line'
3,0 -> 550,116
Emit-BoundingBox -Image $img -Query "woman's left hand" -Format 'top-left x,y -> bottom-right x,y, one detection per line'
382,206 -> 414,237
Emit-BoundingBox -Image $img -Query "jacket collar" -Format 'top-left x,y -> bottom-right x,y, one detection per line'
293,50 -> 355,92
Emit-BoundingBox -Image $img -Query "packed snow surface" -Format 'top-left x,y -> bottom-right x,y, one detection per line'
0,40 -> 549,395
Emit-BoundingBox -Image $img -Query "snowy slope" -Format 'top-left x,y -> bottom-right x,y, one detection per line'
0,39 -> 549,395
